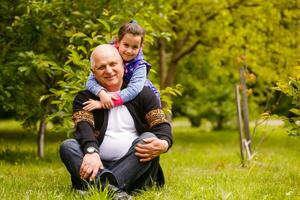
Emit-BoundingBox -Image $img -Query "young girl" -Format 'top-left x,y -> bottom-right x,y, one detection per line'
85,20 -> 160,109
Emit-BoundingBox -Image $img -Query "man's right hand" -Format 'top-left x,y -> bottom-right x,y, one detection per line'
99,90 -> 114,109
80,153 -> 103,181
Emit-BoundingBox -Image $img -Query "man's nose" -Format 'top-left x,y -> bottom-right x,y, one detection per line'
105,66 -> 113,74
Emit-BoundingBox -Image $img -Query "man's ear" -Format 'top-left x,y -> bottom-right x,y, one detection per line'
90,68 -> 95,74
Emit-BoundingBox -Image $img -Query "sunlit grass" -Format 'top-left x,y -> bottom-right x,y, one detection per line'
0,119 -> 299,199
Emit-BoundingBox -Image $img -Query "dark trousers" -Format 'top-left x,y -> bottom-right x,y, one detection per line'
60,132 -> 162,193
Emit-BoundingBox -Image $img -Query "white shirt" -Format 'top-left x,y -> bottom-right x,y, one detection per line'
99,104 -> 138,161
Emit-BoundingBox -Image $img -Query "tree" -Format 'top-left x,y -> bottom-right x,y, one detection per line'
0,0 -> 106,158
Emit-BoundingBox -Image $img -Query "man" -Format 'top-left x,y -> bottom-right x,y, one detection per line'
60,44 -> 172,199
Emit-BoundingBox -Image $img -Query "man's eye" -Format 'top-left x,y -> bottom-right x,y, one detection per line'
97,66 -> 105,70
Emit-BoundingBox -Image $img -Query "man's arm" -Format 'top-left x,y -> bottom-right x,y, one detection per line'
73,91 -> 99,153
134,87 -> 173,162
72,91 -> 103,180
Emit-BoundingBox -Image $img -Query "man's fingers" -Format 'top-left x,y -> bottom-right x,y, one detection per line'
142,137 -> 156,143
135,152 -> 149,158
89,168 -> 99,181
135,153 -> 155,162
135,145 -> 151,153
140,157 -> 152,162
80,164 -> 90,179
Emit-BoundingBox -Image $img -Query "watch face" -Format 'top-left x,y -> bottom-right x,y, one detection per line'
87,147 -> 98,153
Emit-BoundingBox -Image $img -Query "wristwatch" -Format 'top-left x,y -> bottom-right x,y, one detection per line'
86,146 -> 99,154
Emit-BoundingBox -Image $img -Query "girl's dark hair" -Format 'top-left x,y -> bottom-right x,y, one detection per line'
118,20 -> 145,44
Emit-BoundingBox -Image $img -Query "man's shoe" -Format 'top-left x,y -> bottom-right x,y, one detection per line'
107,184 -> 132,200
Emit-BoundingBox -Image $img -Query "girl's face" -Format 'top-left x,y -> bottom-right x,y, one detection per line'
117,33 -> 142,62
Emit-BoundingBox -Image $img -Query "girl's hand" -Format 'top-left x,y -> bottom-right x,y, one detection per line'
99,90 -> 114,109
83,99 -> 103,111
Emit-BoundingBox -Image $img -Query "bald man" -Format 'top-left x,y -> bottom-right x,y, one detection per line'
60,45 -> 172,199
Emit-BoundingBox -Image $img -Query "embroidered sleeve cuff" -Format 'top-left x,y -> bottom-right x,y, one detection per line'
72,110 -> 95,128
145,109 -> 168,128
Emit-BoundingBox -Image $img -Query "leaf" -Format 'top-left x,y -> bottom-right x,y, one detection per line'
77,46 -> 87,55
18,66 -> 29,72
39,94 -> 52,102
72,32 -> 87,38
97,19 -> 110,32
289,108 -> 300,116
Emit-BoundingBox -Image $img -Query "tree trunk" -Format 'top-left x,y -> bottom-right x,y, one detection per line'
163,60 -> 178,88
158,39 -> 167,88
38,112 -> 47,158
37,102 -> 50,158
216,116 -> 224,130
239,67 -> 252,153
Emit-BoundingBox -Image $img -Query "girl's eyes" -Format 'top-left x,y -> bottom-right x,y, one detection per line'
122,43 -> 139,49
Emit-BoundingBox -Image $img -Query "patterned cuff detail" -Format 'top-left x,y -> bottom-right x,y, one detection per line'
72,110 -> 95,128
145,109 -> 168,128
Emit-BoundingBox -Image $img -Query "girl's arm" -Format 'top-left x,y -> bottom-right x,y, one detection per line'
86,72 -> 114,108
118,64 -> 147,104
86,72 -> 103,96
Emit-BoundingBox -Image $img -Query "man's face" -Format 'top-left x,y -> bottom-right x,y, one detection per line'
92,49 -> 124,92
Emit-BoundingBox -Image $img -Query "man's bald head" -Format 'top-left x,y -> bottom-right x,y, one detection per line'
90,44 -> 122,69
90,44 -> 124,92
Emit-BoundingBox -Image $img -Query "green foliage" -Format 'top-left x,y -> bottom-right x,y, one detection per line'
0,0 -> 102,129
274,66 -> 300,136
167,0 -> 300,126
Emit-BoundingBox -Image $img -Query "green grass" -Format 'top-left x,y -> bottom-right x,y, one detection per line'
0,119 -> 299,200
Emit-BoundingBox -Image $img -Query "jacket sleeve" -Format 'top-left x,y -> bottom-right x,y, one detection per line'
139,88 -> 173,149
72,91 -> 99,154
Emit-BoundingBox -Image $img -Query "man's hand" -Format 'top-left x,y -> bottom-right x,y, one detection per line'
99,90 -> 114,109
80,153 -> 103,181
83,99 -> 103,111
135,138 -> 169,162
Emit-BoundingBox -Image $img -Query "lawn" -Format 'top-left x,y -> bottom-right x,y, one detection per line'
0,119 -> 299,200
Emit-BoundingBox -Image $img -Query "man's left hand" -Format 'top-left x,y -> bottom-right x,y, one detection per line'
135,137 -> 169,162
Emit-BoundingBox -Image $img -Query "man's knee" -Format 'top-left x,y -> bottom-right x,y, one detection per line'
59,139 -> 80,160
140,132 -> 157,139
134,132 -> 157,145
